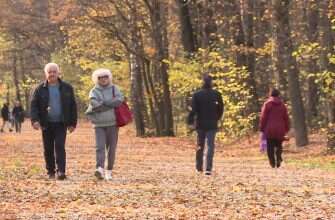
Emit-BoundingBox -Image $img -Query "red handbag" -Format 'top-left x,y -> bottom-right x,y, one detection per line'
113,86 -> 132,127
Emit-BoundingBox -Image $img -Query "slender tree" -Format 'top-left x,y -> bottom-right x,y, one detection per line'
272,0 -> 308,147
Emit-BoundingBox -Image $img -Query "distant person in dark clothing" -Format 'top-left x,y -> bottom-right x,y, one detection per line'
30,62 -> 77,180
260,88 -> 290,168
1,103 -> 12,132
187,74 -> 224,175
12,101 -> 25,133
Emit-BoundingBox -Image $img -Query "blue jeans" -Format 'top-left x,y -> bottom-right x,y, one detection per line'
196,129 -> 217,172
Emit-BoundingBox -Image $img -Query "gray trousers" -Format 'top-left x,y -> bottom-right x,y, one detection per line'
95,126 -> 119,170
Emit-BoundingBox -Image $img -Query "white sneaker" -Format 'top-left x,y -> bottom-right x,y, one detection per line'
105,170 -> 112,181
95,167 -> 104,180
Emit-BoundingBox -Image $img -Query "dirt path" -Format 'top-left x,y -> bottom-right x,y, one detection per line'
1,122 -> 335,219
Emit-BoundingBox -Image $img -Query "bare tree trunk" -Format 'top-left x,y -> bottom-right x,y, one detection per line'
232,0 -> 247,67
319,0 -> 335,148
129,54 -> 146,136
304,0 -> 319,127
271,0 -> 288,97
273,0 -> 308,147
294,0 -> 319,127
197,0 -> 217,49
241,0 -> 260,129
149,0 -> 174,136
128,5 -> 146,137
176,0 -> 197,55
161,2 -> 174,136
232,0 -> 260,129
142,59 -> 160,134
254,0 -> 271,96
12,35 -> 21,102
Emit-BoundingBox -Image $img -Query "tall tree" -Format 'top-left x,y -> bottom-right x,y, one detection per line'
129,3 -> 146,136
147,0 -> 174,136
254,0 -> 272,96
319,0 -> 335,148
230,0 -> 260,129
271,0 -> 288,95
304,0 -> 319,127
241,0 -> 260,128
272,0 -> 308,146
176,0 -> 197,55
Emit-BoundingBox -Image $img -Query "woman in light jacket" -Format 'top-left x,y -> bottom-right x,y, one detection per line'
86,68 -> 124,180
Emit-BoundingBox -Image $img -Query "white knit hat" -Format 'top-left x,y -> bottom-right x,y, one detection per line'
92,68 -> 112,84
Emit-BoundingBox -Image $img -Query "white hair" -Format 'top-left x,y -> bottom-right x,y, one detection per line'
44,63 -> 60,73
92,68 -> 112,85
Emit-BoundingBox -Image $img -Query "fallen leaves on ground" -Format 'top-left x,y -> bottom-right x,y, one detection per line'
0,122 -> 335,219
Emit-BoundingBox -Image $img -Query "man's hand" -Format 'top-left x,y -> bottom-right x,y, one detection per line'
68,126 -> 75,133
32,122 -> 40,130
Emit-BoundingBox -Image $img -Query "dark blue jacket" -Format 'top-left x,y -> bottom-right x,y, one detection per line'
1,105 -> 9,121
12,106 -> 25,122
30,79 -> 77,128
187,88 -> 224,130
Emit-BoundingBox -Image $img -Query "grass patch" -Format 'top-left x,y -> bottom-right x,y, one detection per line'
13,158 -> 23,168
286,158 -> 335,171
27,164 -> 42,176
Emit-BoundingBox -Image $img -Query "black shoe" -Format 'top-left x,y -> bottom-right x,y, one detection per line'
48,173 -> 55,179
276,157 -> 283,168
270,163 -> 276,168
9,128 -> 13,132
276,160 -> 282,168
57,172 -> 66,180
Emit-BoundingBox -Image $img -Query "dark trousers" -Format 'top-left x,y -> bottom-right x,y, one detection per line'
266,138 -> 283,168
42,122 -> 67,174
14,119 -> 21,133
196,129 -> 217,172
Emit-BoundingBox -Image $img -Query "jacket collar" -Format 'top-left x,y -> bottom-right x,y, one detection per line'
43,78 -> 63,88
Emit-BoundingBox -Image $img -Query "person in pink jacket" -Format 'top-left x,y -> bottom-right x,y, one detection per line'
260,88 -> 290,168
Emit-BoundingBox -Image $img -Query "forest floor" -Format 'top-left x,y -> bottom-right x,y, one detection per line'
1,121 -> 335,220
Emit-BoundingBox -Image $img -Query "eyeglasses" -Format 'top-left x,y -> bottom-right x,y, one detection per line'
98,75 -> 109,80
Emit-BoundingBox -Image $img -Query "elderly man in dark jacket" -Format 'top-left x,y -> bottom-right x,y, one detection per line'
31,63 -> 77,180
188,75 -> 224,175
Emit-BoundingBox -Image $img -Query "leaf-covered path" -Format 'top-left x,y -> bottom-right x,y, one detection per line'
1,122 -> 335,219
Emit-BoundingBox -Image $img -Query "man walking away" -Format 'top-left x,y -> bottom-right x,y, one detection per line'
187,74 -> 224,175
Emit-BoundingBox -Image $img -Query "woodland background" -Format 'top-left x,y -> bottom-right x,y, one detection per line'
1,1 -> 335,219
0,0 -> 334,148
